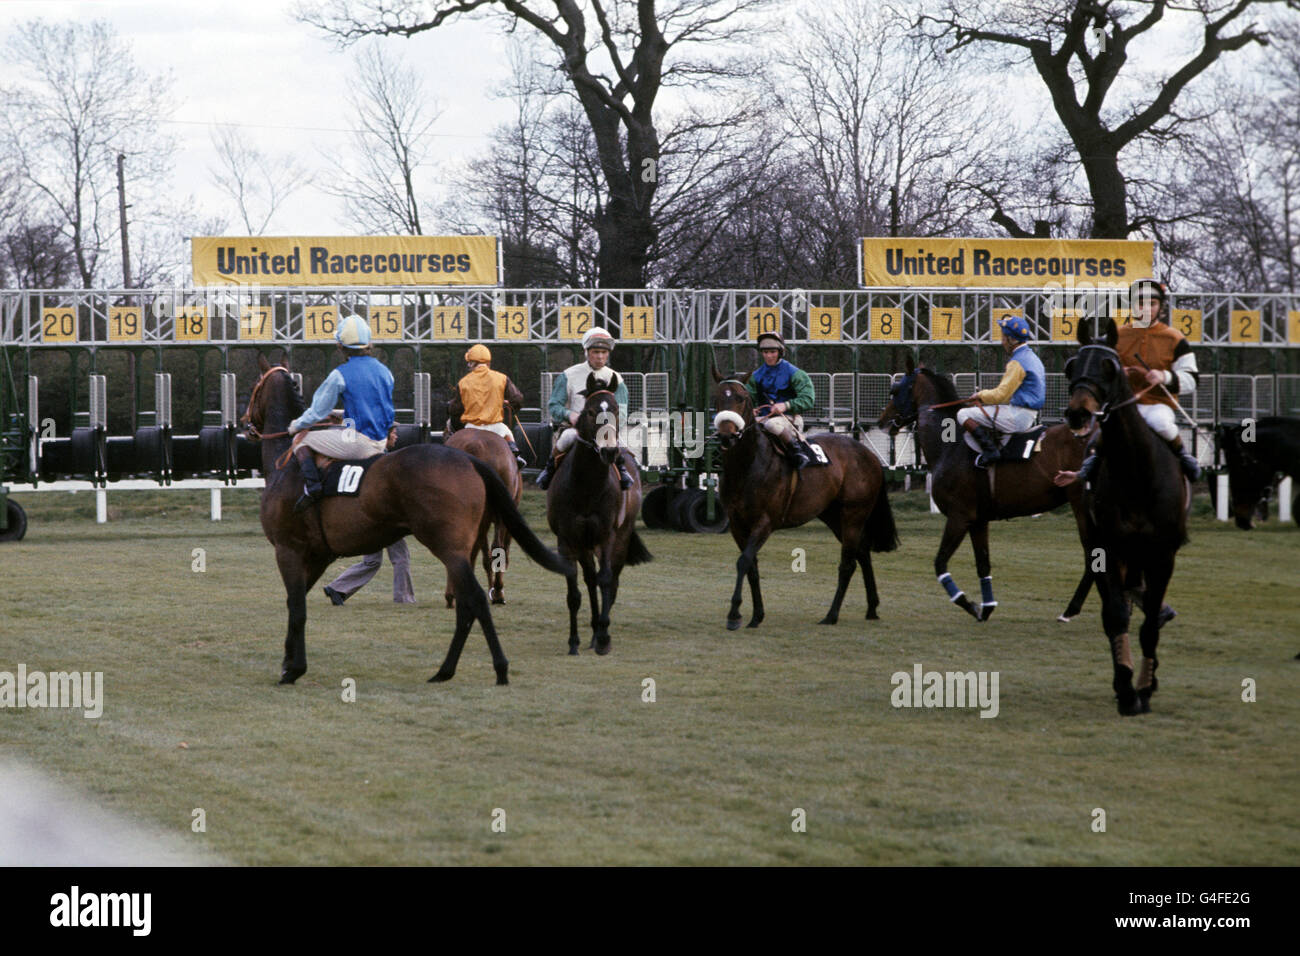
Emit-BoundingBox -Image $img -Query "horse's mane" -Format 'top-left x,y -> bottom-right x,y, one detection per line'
917,367 -> 959,404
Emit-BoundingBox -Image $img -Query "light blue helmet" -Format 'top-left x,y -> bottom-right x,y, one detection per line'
998,315 -> 1031,343
335,314 -> 372,349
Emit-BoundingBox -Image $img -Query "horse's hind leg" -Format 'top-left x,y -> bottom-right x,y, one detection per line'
489,523 -> 510,604
858,550 -> 880,621
579,553 -> 601,650
819,516 -> 861,626
728,521 -> 771,630
431,559 -> 476,683
970,521 -> 996,622
935,517 -> 979,620
591,547 -> 616,655
565,570 -> 582,656
275,547 -> 328,685
1136,555 -> 1174,713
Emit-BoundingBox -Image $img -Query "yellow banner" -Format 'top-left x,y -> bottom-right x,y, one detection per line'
860,238 -> 1153,288
191,236 -> 499,286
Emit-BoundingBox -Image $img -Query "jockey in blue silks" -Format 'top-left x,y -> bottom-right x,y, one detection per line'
957,314 -> 1045,468
745,331 -> 818,469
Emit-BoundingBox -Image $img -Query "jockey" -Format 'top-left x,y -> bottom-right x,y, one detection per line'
957,315 -> 1044,468
288,313 -> 395,512
746,331 -> 818,469
453,343 -> 527,467
1055,278 -> 1201,486
535,326 -> 636,490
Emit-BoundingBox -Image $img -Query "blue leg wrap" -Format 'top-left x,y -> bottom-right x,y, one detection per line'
980,576 -> 996,606
938,573 -> 963,602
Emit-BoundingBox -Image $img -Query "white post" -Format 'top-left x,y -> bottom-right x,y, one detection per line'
210,487 -> 222,521
1279,477 -> 1293,524
96,489 -> 107,524
1216,473 -> 1230,522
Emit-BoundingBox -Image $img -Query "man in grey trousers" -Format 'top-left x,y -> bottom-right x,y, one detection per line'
323,540 -> 415,604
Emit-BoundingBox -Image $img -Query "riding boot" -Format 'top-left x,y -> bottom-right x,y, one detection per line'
1167,435 -> 1201,481
294,452 -> 324,513
535,453 -> 559,490
616,456 -> 634,490
1076,453 -> 1099,484
785,436 -> 815,470
507,440 -> 527,468
970,426 -> 1002,469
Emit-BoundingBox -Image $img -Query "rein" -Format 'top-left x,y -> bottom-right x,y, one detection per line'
241,364 -> 333,443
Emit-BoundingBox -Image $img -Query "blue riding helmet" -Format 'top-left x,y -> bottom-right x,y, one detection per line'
335,314 -> 372,349
998,315 -> 1032,343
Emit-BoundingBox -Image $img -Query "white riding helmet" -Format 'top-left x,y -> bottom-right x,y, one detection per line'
335,314 -> 372,349
582,327 -> 615,352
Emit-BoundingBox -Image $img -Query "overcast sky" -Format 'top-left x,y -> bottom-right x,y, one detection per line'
0,0 -> 517,235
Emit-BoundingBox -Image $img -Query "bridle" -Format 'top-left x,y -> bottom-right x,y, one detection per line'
573,389 -> 619,453
886,372 -> 919,431
241,365 -> 293,441
1065,344 -> 1157,423
714,379 -> 757,447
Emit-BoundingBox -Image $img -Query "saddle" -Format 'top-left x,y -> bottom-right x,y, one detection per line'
320,455 -> 384,498
962,425 -> 1048,463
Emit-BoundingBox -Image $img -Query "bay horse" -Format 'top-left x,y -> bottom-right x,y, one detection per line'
1216,416 -> 1300,530
878,356 -> 1093,621
1065,319 -> 1188,716
546,375 -> 652,655
711,370 -> 898,629
244,355 -> 571,686
442,427 -> 523,606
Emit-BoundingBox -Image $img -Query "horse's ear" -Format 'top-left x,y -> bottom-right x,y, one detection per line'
740,369 -> 753,383
711,358 -> 723,383
258,354 -> 271,373
905,353 -> 915,374
1103,318 -> 1119,348
1077,319 -> 1093,346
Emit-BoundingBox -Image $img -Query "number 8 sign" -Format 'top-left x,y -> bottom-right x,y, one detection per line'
870,308 -> 901,341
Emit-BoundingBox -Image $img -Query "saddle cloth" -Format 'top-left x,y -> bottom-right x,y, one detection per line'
962,425 -> 1048,462
322,454 -> 384,498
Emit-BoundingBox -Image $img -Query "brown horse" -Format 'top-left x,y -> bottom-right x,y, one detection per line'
244,355 -> 571,686
547,377 -> 652,655
711,370 -> 898,629
442,427 -> 523,606
878,356 -> 1093,621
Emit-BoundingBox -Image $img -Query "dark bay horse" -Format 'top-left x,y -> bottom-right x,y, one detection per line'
244,356 -> 571,686
547,377 -> 652,655
878,356 -> 1093,621
1066,320 -> 1188,716
1216,417 -> 1300,529
711,370 -> 898,629
443,427 -> 523,606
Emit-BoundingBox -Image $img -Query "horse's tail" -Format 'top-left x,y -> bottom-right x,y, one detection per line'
863,481 -> 900,553
469,457 -> 573,577
625,530 -> 653,566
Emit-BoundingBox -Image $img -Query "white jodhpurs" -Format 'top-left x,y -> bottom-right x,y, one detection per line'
761,414 -> 804,438
1137,402 -> 1179,441
298,426 -> 388,459
465,421 -> 514,441
956,405 -> 1037,433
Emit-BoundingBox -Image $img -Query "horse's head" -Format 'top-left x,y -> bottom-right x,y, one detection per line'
711,367 -> 754,449
577,374 -> 620,465
879,354 -> 921,435
242,354 -> 303,439
1064,318 -> 1125,435
1217,422 -> 1271,530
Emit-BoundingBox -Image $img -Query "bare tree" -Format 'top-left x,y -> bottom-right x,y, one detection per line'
300,0 -> 776,287
208,125 -> 313,234
0,19 -> 175,286
916,0 -> 1299,239
319,44 -> 441,234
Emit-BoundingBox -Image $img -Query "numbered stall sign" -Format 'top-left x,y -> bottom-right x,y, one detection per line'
433,306 -> 465,339
1170,309 -> 1202,343
990,308 -> 1023,344
368,306 -> 403,340
1289,311 -> 1300,345
622,306 -> 655,340
1051,309 -> 1083,342
869,308 -> 901,341
109,307 -> 143,342
560,307 -> 592,340
748,307 -> 780,340
177,306 -> 208,341
41,308 -> 78,343
495,307 -> 529,340
1230,310 -> 1262,344
808,307 -> 841,341
930,307 -> 963,341
303,305 -> 337,341
239,306 -> 273,342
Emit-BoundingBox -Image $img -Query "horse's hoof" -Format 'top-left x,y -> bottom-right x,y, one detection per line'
1116,695 -> 1143,717
595,643 -> 611,656
428,670 -> 454,683
866,609 -> 879,621
444,596 -> 454,609
491,593 -> 505,605
1158,605 -> 1177,628
980,604 -> 996,623
746,618 -> 762,629
279,666 -> 305,685
725,619 -> 741,631
1057,613 -> 1074,623
818,615 -> 837,626
495,672 -> 509,686
568,645 -> 579,656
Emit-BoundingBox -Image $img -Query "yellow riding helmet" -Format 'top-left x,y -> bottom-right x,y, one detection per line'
465,343 -> 492,364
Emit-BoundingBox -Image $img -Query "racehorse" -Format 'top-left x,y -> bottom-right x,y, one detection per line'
442,426 -> 523,606
1216,416 -> 1300,530
1066,319 -> 1188,716
878,356 -> 1093,621
244,355 -> 571,686
711,370 -> 898,629
546,376 -> 652,655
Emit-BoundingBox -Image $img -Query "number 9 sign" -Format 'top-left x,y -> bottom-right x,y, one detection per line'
808,307 -> 841,341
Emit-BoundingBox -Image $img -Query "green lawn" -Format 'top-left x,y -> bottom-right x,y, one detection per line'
2,486 -> 1297,864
